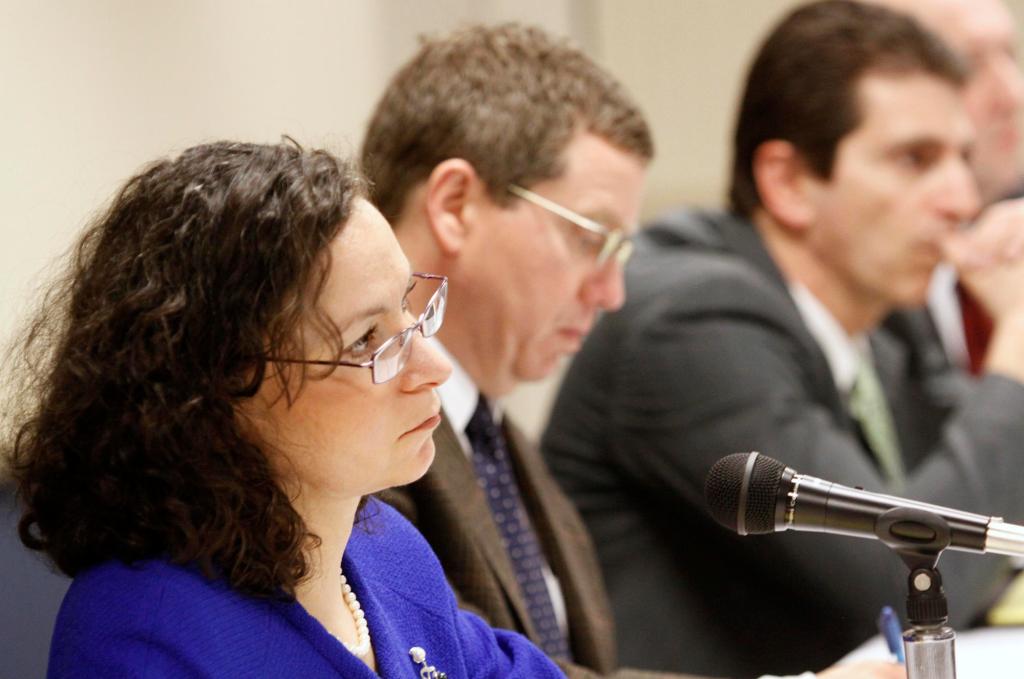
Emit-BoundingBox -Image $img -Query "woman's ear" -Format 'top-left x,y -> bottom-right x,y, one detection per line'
424,159 -> 484,256
752,140 -> 819,232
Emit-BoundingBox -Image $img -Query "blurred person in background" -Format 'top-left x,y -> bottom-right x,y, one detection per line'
543,2 -> 1024,676
877,0 -> 1024,372
879,0 -> 1024,205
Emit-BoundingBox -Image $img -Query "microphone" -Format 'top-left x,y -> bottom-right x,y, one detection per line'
704,452 -> 1024,557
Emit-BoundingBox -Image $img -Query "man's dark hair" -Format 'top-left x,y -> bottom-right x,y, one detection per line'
361,23 -> 654,224
7,140 -> 364,598
729,0 -> 966,217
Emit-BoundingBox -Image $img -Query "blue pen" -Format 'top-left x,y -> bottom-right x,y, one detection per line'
877,605 -> 905,663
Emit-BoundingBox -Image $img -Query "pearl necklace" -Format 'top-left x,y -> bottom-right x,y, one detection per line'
337,569 -> 371,657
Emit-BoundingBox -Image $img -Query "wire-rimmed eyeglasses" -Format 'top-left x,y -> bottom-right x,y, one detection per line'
268,272 -> 447,384
508,184 -> 634,267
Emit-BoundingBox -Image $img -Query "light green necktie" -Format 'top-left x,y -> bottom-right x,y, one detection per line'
848,355 -> 905,490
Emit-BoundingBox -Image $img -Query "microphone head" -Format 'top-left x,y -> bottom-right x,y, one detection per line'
705,452 -> 788,535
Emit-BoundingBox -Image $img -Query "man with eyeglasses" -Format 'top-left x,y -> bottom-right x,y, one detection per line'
360,22 -> 652,679
360,22 -> 896,679
543,2 -> 1024,676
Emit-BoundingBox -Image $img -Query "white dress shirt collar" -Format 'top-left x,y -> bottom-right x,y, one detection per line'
788,283 -> 870,395
427,338 -> 568,634
927,263 -> 968,370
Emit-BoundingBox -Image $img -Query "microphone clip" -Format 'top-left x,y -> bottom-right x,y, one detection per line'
875,506 -> 952,568
874,506 -> 952,628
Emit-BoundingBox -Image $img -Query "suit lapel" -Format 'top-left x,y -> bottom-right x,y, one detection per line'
430,414 -> 539,639
715,214 -> 850,421
504,420 -> 617,672
426,413 -> 616,670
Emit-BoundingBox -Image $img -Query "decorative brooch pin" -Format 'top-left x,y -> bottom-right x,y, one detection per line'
409,646 -> 447,679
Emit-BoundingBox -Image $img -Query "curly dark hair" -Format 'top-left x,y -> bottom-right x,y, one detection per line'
5,140 -> 364,597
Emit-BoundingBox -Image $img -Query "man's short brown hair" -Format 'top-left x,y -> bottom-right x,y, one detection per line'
361,23 -> 653,223
729,0 -> 967,218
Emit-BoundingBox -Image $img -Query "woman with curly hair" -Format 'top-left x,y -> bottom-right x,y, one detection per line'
6,140 -> 564,678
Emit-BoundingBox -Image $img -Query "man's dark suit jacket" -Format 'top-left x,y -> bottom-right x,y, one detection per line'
2,481 -> 71,678
381,414 -> 685,679
542,209 -> 1024,678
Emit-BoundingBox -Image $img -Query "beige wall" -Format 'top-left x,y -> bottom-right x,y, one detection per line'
0,0 -> 581,341
4,1 -> 1024,443
0,0 -> 581,469
592,0 -> 803,215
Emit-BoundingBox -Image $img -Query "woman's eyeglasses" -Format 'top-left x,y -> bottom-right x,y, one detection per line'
268,272 -> 447,384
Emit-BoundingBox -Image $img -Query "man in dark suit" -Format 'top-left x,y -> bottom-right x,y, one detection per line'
361,21 -> 897,679
361,23 -> 655,679
1,480 -> 70,679
542,2 -> 1024,677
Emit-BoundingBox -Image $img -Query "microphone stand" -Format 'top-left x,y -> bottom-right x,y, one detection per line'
876,507 -> 957,679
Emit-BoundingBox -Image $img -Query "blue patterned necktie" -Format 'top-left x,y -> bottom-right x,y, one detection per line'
465,397 -> 571,660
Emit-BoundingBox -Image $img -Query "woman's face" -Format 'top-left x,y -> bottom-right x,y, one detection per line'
245,199 -> 451,504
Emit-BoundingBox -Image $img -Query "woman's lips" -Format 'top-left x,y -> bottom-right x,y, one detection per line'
404,413 -> 442,436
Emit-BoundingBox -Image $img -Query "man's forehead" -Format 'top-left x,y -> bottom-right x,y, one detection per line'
535,133 -> 648,229
851,72 -> 971,142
